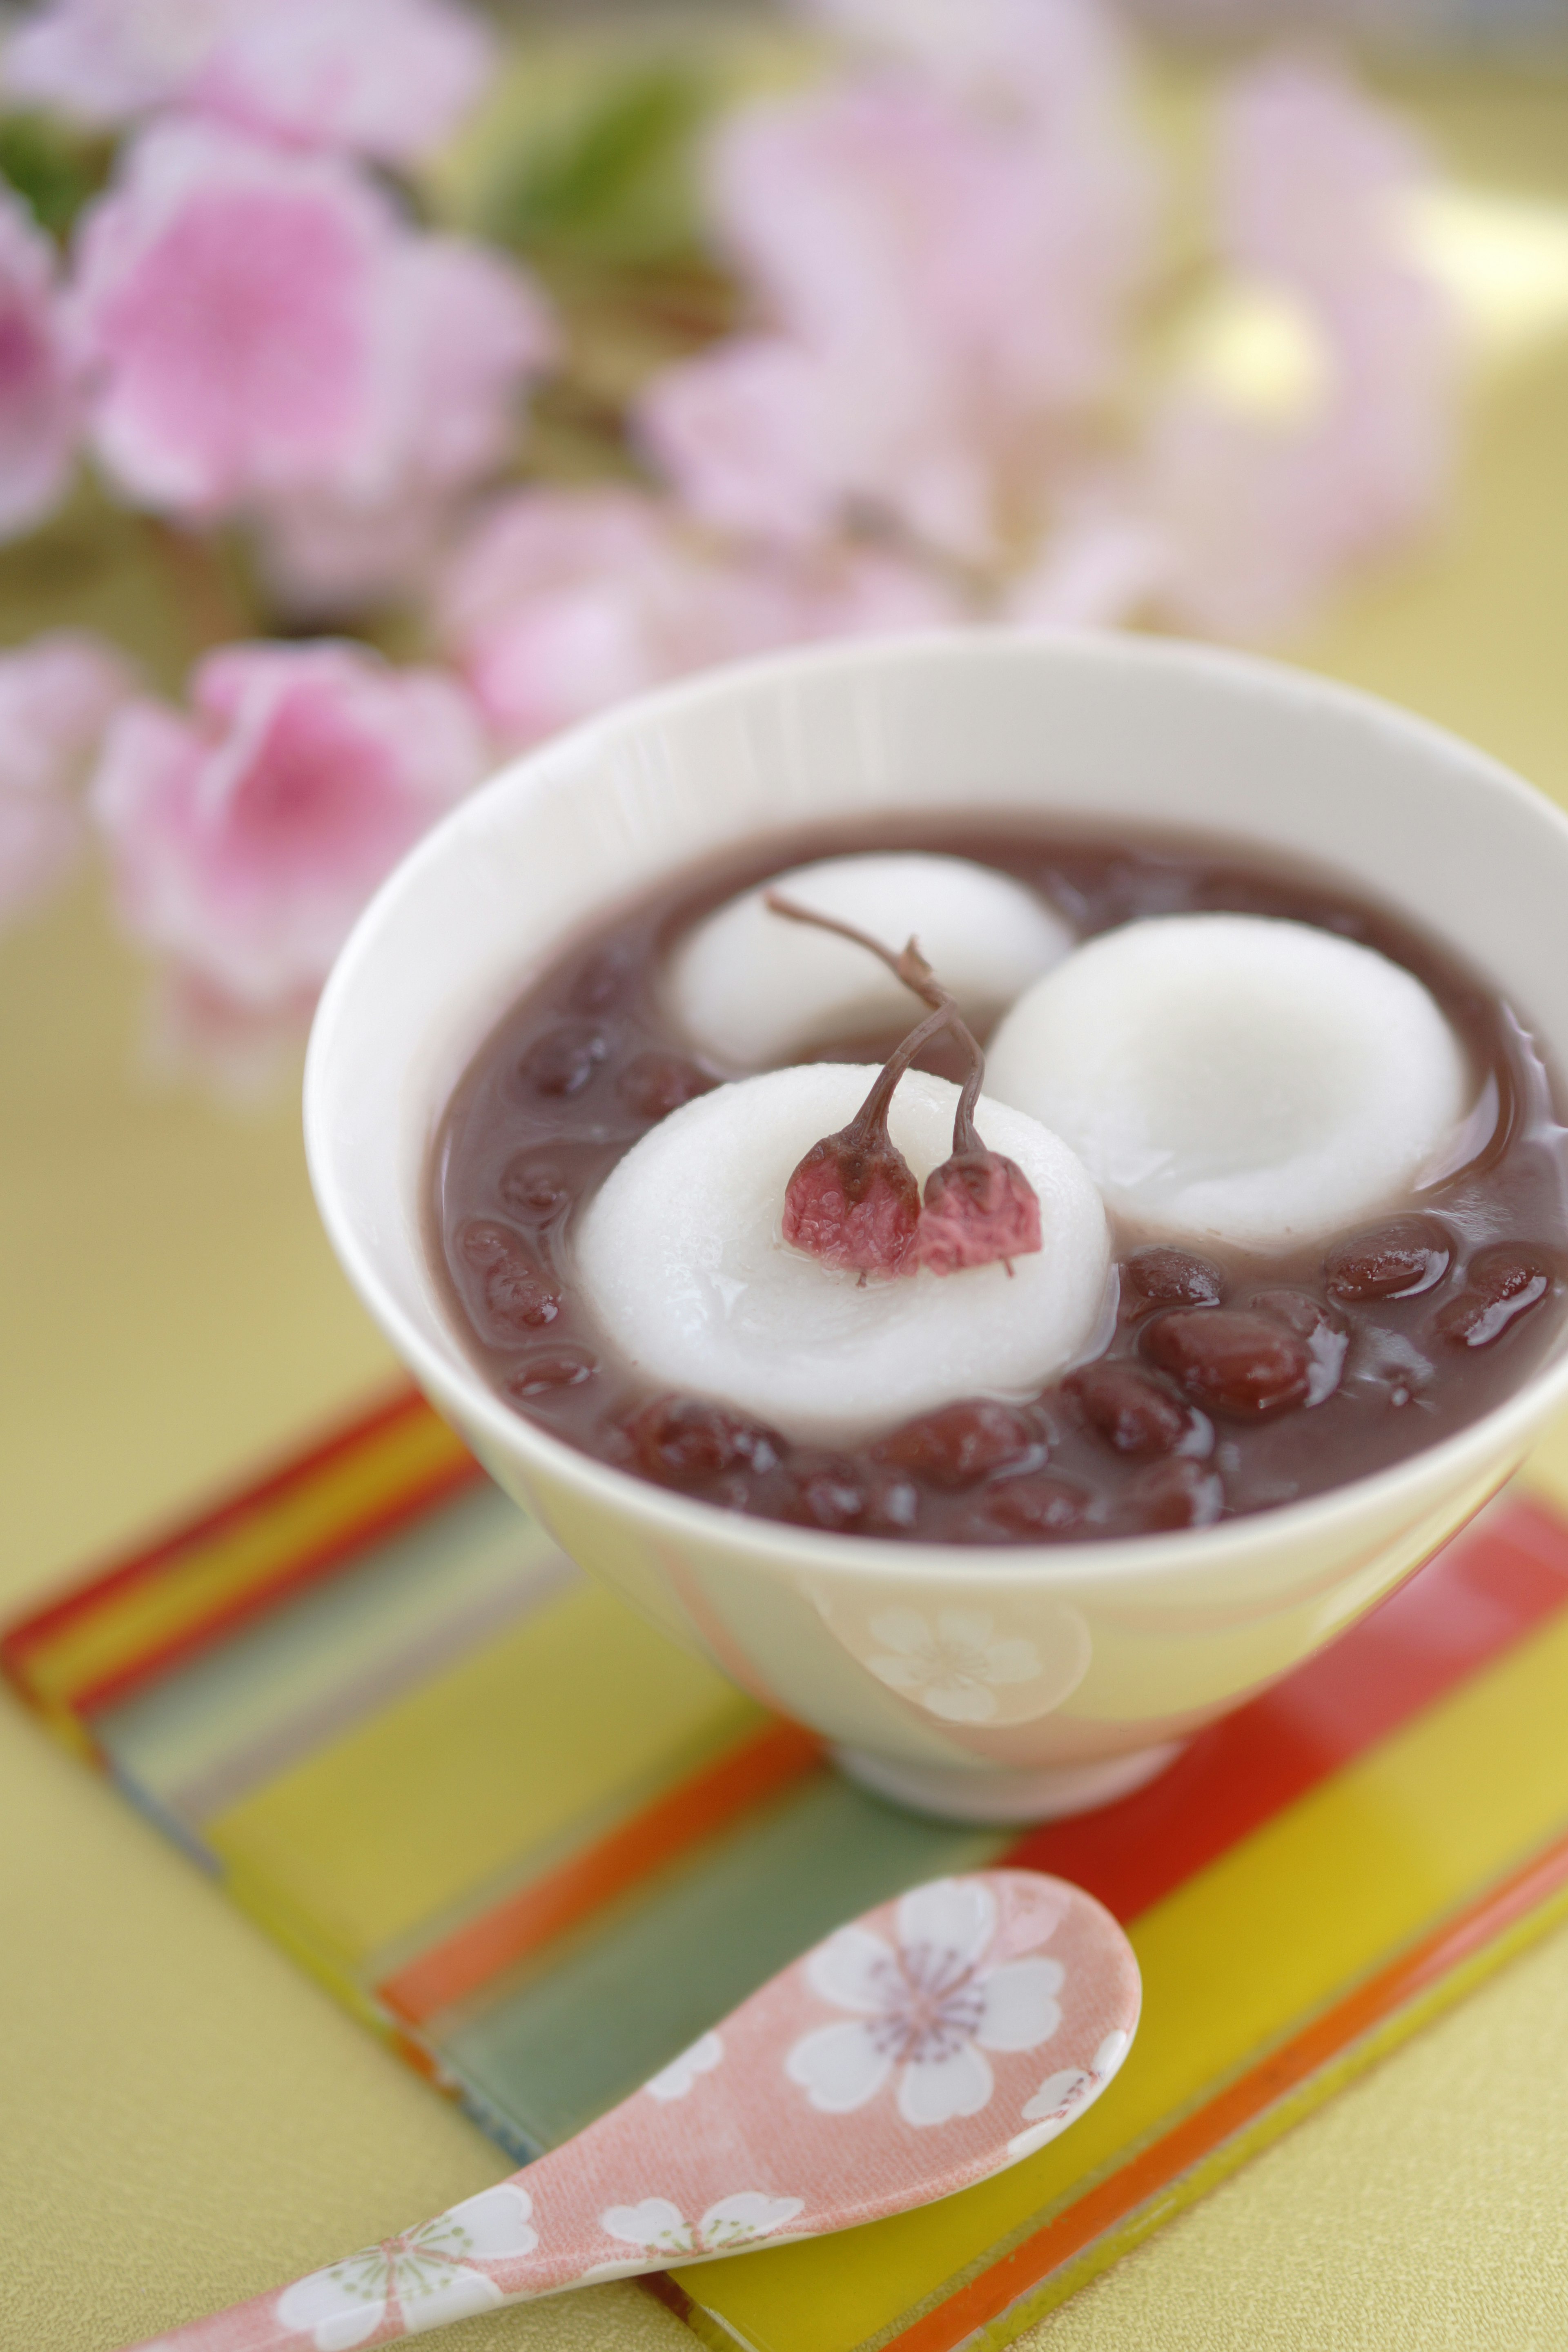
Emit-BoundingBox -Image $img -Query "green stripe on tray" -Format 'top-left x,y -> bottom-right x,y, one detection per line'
439,1768 -> 1004,2151
92,1485 -> 572,1823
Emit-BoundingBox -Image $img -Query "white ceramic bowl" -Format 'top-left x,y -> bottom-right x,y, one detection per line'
305,632 -> 1568,1822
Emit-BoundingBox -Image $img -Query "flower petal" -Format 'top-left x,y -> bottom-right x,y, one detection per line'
865,1605 -> 933,1656
974,1956 -> 1064,2053
918,1674 -> 1000,1724
896,1877 -> 996,1967
400,2265 -> 503,2331
276,2257 -> 387,2352
978,1636 -> 1042,1688
439,2183 -> 537,2259
1094,2028 -> 1131,2078
699,2192 -> 806,2248
866,1648 -> 931,1695
646,2028 -> 724,2101
934,1608 -> 997,1649
805,1922 -> 895,2012
1007,2109 -> 1081,2160
897,2040 -> 994,2127
786,2018 -> 893,2112
600,2198 -> 694,2254
1020,2066 -> 1090,2124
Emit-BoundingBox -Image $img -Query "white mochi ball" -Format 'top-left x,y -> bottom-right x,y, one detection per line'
984,914 -> 1472,1251
574,1064 -> 1111,1445
667,853 -> 1072,1068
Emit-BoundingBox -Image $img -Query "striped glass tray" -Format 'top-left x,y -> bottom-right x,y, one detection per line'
8,1387 -> 1568,2352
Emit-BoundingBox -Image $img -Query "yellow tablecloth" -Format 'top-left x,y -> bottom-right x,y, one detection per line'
7,65 -> 1568,2352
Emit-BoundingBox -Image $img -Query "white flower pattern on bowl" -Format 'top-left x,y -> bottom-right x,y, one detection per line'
786,1877 -> 1063,2127
864,1606 -> 1045,1724
274,2185 -> 537,2350
644,2029 -> 724,2102
1007,2029 -> 1133,2160
600,2192 -> 805,2258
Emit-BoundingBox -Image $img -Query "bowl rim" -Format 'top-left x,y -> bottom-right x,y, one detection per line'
305,625 -> 1568,1588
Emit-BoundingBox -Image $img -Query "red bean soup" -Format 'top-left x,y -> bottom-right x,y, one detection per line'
430,824 -> 1568,1544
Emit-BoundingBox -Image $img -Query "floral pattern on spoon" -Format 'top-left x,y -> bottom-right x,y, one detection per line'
131,1870 -> 1140,2350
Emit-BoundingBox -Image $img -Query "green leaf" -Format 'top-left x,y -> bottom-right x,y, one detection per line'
484,60 -> 711,267
0,112 -> 109,239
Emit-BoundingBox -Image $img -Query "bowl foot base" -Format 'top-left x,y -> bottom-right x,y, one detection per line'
832,1740 -> 1186,1824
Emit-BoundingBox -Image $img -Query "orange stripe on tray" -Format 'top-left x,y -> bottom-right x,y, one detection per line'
379,1717 -> 824,2026
887,1821 -> 1568,2352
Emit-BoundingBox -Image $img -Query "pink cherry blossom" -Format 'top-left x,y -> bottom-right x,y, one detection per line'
636,337 -> 847,552
140,963 -> 321,1100
799,0 -> 1102,96
5,0 -> 494,164
251,488 -> 456,620
0,185 -> 84,541
355,233 -> 556,508
3,0 -> 222,127
67,120 -> 554,521
0,628 -> 138,924
437,486 -> 956,751
1140,60 -> 1457,641
251,232 -> 557,616
642,0 -> 1153,564
89,639 -> 487,1008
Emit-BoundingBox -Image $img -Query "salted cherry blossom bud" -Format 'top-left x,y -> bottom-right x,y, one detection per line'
763,894 -> 1047,1281
783,1120 -> 922,1278
916,1147 -> 1042,1275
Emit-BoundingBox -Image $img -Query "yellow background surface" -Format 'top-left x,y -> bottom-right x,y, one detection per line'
7,65 -> 1568,2352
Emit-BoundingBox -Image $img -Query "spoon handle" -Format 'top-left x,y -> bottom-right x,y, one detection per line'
129,2149 -> 656,2350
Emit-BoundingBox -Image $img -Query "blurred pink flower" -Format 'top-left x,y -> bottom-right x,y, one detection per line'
1005,496 -> 1167,632
1140,59 -> 1457,641
799,0 -> 1127,114
641,0 -> 1152,564
6,0 -> 493,164
0,185 -> 84,540
251,489 -> 456,620
636,337 -> 844,552
0,628 -> 138,924
4,0 -> 220,127
67,121 -> 554,520
437,486 -> 956,750
252,234 -> 557,615
89,639 -> 487,1007
141,965 -> 321,1100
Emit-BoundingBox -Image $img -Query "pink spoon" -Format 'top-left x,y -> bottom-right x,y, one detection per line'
131,1871 -> 1139,2352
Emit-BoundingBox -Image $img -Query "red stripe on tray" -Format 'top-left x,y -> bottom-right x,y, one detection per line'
378,1717 -> 824,2027
71,1450 -> 486,1721
887,1815 -> 1568,2352
0,1390 -> 485,1721
2,1386 -> 452,1668
1003,1495 -> 1568,1923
